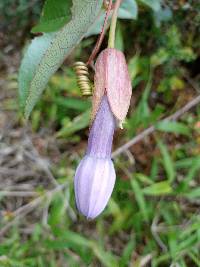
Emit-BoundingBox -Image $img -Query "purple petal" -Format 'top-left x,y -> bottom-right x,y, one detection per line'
87,96 -> 116,158
74,155 -> 116,219
74,96 -> 116,219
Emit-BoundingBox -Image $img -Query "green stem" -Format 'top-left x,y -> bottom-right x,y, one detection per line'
108,0 -> 122,48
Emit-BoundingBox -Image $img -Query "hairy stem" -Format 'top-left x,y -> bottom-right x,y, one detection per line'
87,0 -> 113,65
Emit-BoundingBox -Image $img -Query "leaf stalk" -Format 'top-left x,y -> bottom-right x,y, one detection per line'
108,0 -> 122,48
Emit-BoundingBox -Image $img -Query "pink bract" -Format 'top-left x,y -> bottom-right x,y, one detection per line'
92,48 -> 132,123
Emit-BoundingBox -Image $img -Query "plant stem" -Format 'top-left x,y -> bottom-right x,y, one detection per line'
87,0 -> 113,65
108,0 -> 122,48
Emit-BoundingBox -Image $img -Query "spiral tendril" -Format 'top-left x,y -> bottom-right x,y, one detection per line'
74,62 -> 93,96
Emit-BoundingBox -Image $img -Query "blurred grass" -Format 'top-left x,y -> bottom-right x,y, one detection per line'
1,0 -> 200,266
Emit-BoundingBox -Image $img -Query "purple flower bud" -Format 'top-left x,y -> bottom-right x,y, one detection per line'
74,96 -> 116,219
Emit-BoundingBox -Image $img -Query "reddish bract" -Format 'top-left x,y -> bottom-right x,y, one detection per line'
91,48 -> 132,123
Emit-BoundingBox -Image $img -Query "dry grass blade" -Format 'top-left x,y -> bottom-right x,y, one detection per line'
0,184 -> 66,237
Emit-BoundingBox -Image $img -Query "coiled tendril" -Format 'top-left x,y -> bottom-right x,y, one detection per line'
73,62 -> 93,96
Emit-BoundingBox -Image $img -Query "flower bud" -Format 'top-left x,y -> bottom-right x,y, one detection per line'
74,97 -> 116,219
74,49 -> 132,219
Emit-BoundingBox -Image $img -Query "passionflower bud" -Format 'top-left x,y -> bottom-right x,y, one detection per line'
74,96 -> 116,219
74,48 -> 132,219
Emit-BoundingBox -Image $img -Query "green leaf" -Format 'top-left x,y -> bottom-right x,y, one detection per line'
55,97 -> 91,112
31,0 -> 73,33
151,48 -> 169,67
63,231 -> 92,248
19,34 -> 55,112
188,251 -> 200,267
45,239 -> 71,250
139,0 -> 161,12
175,157 -> 200,169
131,179 -> 149,221
143,181 -> 172,196
154,6 -> 173,27
85,11 -> 105,37
18,0 -> 103,119
56,109 -> 90,138
180,163 -> 200,192
128,54 -> 140,81
92,243 -> 118,267
134,173 -> 154,185
184,188 -> 200,199
157,140 -> 175,182
178,234 -> 198,251
150,157 -> 159,180
155,120 -> 190,136
118,0 -> 138,19
119,240 -> 135,267
48,193 -> 66,227
86,0 -> 138,37
51,229 -> 92,248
